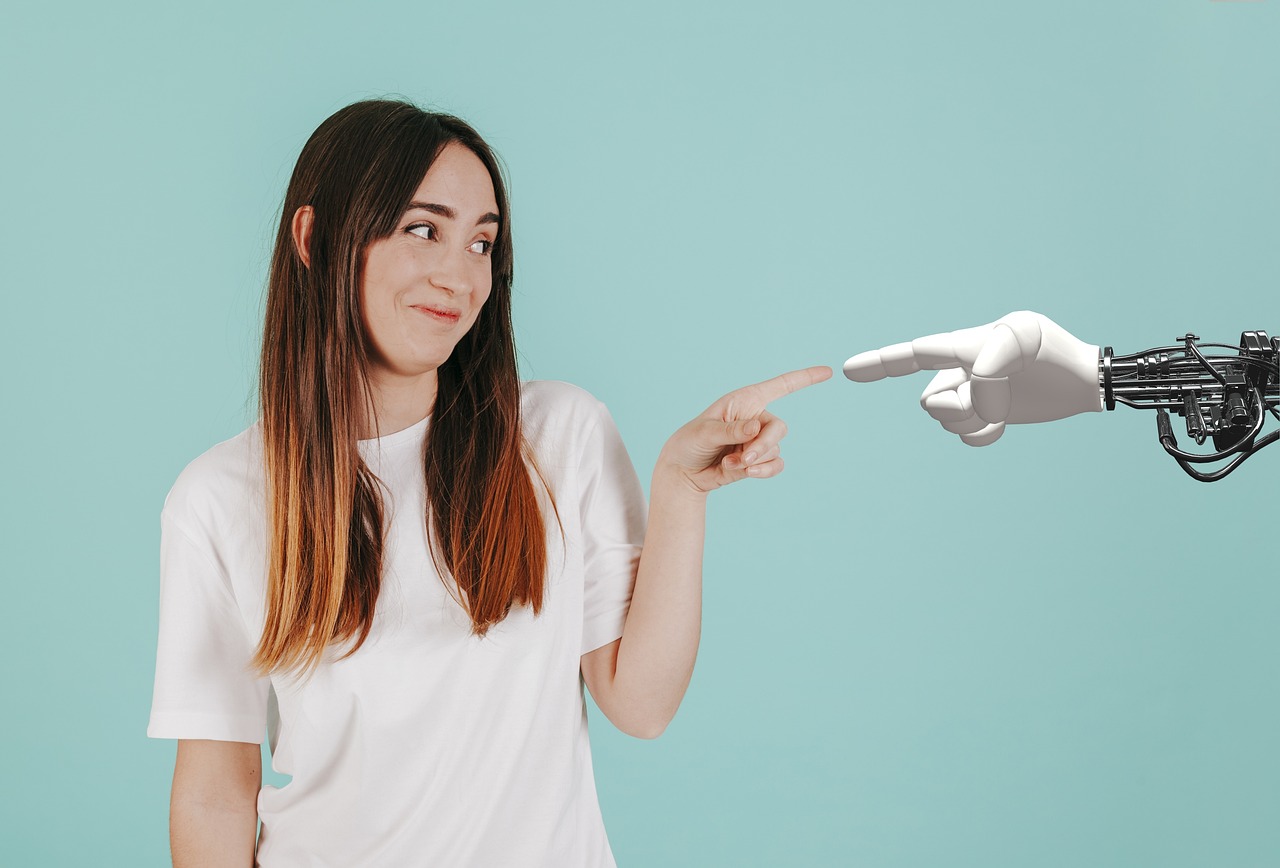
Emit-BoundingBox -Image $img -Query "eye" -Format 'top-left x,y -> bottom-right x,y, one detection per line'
407,222 -> 436,240
468,239 -> 493,255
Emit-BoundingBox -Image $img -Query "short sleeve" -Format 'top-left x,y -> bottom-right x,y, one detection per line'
147,514 -> 270,743
578,403 -> 647,655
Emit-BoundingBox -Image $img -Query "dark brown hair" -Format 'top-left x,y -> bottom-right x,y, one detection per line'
253,99 -> 550,675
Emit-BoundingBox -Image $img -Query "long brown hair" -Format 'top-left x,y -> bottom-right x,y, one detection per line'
254,100 -> 550,676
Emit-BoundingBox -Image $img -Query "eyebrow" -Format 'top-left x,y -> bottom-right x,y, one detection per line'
406,201 -> 500,226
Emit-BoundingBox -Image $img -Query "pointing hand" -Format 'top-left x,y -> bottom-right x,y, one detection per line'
660,366 -> 832,492
843,311 -> 1101,446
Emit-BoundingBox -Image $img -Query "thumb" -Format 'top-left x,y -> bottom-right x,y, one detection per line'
971,321 -> 1033,379
702,417 -> 761,447
969,322 -> 1027,424
971,375 -> 1011,423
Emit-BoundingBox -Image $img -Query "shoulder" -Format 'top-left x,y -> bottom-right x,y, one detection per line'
520,379 -> 605,410
520,380 -> 610,431
162,423 -> 265,537
519,380 -> 619,462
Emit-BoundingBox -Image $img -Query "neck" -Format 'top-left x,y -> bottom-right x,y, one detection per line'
362,368 -> 438,439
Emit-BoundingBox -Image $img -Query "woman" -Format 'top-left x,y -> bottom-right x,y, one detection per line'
148,99 -> 829,866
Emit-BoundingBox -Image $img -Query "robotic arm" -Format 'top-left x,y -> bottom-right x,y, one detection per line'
845,311 -> 1280,482
1104,331 -> 1280,481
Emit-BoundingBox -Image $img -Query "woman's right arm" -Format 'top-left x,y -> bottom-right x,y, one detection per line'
170,739 -> 261,868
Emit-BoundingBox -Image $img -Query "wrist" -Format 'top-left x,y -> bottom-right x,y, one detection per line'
1098,345 -> 1111,411
651,459 -> 711,503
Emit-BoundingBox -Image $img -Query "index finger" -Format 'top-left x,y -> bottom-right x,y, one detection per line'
741,365 -> 834,404
843,325 -> 990,382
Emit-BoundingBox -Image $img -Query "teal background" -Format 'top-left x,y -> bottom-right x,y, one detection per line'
3,1 -> 1279,865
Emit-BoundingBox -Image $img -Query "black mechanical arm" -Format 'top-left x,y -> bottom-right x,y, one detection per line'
1101,332 -> 1280,482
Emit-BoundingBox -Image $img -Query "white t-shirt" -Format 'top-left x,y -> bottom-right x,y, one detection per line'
148,381 -> 646,867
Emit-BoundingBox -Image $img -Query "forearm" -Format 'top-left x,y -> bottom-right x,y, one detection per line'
588,364 -> 828,735
608,465 -> 708,736
171,799 -> 258,867
170,739 -> 261,868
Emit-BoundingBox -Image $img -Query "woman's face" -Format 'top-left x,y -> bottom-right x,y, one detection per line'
360,142 -> 499,383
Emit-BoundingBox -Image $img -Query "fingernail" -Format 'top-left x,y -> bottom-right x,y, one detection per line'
743,451 -> 758,464
746,465 -> 761,477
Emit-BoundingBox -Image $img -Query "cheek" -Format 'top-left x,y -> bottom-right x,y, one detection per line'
468,276 -> 494,321
359,247 -> 386,314
357,278 -> 387,340
361,245 -> 414,313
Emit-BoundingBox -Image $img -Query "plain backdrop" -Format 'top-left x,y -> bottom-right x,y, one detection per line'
3,1 -> 1279,865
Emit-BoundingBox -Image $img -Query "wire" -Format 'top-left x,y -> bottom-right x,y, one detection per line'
1170,429 -> 1280,482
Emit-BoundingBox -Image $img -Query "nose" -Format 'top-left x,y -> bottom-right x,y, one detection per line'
428,245 -> 473,297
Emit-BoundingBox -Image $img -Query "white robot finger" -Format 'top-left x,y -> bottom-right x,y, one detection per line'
959,421 -> 1005,447
876,341 -> 924,377
941,412 -> 990,436
970,375 -> 1012,423
842,350 -> 889,382
922,378 -> 974,423
911,324 -> 991,369
971,321 -> 1030,379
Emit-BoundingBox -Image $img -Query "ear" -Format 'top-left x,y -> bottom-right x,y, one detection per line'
291,205 -> 315,269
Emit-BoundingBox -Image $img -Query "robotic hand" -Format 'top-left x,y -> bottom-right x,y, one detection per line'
845,311 -> 1280,481
843,311 -> 1101,446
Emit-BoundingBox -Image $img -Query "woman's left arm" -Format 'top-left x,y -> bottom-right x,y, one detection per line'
581,366 -> 831,738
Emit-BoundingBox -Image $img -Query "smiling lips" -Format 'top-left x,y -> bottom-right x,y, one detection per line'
411,304 -> 461,324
